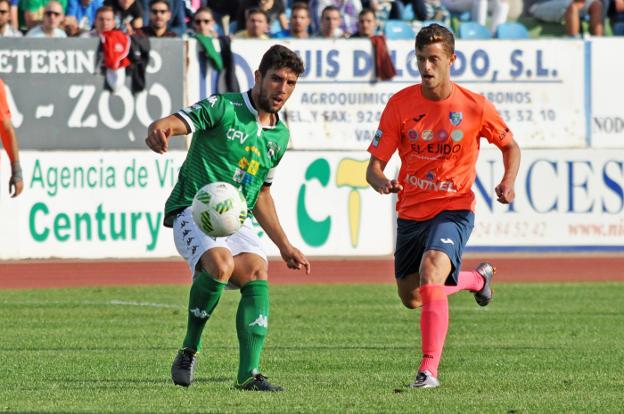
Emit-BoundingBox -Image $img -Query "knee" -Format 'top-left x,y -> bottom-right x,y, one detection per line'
589,1 -> 602,15
246,266 -> 268,282
399,292 -> 423,309
200,255 -> 234,281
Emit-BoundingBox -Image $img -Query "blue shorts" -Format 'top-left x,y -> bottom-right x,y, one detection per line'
394,210 -> 475,285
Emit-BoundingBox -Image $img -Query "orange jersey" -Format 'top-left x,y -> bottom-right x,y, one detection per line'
0,79 -> 10,122
368,83 -> 512,221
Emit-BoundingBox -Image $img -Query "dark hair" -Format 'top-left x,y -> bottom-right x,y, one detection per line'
358,8 -> 376,19
149,0 -> 170,11
245,7 -> 269,23
193,6 -> 213,18
291,2 -> 309,16
258,44 -> 305,77
321,5 -> 339,19
415,23 -> 455,56
95,5 -> 115,18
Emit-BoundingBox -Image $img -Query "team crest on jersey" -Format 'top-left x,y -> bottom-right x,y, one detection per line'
266,141 -> 280,160
407,129 -> 418,142
372,129 -> 383,147
449,112 -> 463,126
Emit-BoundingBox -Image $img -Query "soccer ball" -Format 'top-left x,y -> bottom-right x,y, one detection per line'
191,182 -> 248,237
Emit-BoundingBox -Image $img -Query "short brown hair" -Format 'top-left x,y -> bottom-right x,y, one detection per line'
291,2 -> 309,16
415,24 -> 455,56
258,44 -> 305,77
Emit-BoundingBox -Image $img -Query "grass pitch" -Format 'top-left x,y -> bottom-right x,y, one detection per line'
1,282 -> 623,413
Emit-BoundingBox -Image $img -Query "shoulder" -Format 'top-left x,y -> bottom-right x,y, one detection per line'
386,84 -> 420,108
452,83 -> 486,106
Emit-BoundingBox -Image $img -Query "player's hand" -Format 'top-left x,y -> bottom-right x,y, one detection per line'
145,128 -> 171,154
375,179 -> 403,194
9,162 -> 23,198
280,245 -> 310,275
9,176 -> 23,198
495,181 -> 515,204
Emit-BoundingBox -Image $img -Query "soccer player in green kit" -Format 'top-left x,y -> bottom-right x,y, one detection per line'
145,45 -> 310,391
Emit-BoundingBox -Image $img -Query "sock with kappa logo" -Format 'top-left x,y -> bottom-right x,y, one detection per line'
182,271 -> 227,352
236,279 -> 269,384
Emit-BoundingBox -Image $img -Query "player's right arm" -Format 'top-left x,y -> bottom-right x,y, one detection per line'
145,114 -> 189,154
366,155 -> 403,194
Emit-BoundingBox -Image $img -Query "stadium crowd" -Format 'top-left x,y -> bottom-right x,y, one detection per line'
0,0 -> 623,39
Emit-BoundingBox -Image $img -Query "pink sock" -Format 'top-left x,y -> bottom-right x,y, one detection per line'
444,270 -> 485,296
418,284 -> 448,378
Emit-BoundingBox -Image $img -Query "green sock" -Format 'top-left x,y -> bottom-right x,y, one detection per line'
182,271 -> 227,352
236,280 -> 269,383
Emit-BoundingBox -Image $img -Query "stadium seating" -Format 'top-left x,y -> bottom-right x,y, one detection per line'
384,20 -> 416,39
458,21 -> 492,39
495,22 -> 530,39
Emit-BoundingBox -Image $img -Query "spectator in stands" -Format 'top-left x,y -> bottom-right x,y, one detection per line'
206,0 -> 238,33
237,0 -> 288,32
316,4 -> 349,37
80,4 -> 116,36
406,0 -> 450,24
136,0 -> 177,36
105,0 -> 143,33
19,0 -> 69,30
190,6 -> 218,36
234,7 -> 270,38
441,0 -> 509,32
65,0 -> 104,36
9,0 -> 18,30
310,0 -> 362,35
350,7 -> 378,36
362,0 -> 402,20
0,0 -> 22,36
141,0 -> 185,36
609,0 -> 624,35
0,78 -> 23,198
26,0 -> 68,36
272,2 -> 311,38
529,0 -> 604,36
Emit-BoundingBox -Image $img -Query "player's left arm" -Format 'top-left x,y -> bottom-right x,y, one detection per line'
480,99 -> 521,204
253,185 -> 311,274
495,137 -> 521,204
1,117 -> 23,198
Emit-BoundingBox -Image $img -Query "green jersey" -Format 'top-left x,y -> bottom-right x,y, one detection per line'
163,91 -> 290,227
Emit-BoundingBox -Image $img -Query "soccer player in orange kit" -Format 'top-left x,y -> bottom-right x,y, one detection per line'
366,24 -> 521,388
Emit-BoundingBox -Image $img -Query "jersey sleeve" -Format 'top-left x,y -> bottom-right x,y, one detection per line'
479,98 -> 513,149
176,95 -> 226,133
367,99 -> 401,161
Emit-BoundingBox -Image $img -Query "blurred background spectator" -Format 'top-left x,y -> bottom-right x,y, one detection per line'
80,4 -> 116,36
351,7 -> 378,36
26,0 -> 67,36
234,7 -> 270,38
609,0 -> 624,34
529,0 -> 604,36
236,0 -> 287,33
9,0 -> 18,30
19,0 -> 68,30
362,0 -> 403,20
65,0 -> 104,36
189,5 -> 217,36
0,0 -> 22,36
316,4 -> 349,37
105,0 -> 144,33
310,0 -> 363,35
141,0 -> 185,35
407,0 -> 450,23
442,0 -> 510,32
272,1 -> 311,37
136,0 -> 177,36
205,0 -> 238,34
